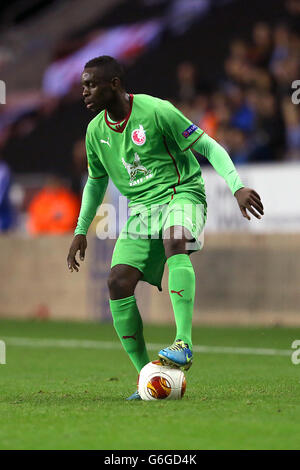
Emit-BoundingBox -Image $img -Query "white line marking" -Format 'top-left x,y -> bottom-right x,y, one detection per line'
1,337 -> 291,357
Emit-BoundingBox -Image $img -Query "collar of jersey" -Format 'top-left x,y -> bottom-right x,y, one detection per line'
104,94 -> 133,133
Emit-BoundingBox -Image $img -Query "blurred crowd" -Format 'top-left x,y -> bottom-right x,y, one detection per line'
175,1 -> 300,163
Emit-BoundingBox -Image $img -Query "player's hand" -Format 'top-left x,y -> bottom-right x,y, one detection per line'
234,187 -> 264,220
67,234 -> 87,272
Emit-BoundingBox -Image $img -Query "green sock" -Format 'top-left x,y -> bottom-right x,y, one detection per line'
167,253 -> 195,349
109,295 -> 149,373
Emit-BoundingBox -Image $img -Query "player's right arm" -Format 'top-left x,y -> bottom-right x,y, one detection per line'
67,132 -> 108,273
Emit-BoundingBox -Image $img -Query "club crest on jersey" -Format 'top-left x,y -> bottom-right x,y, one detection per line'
131,125 -> 146,146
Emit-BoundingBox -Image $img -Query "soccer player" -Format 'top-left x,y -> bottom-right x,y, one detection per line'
67,56 -> 264,400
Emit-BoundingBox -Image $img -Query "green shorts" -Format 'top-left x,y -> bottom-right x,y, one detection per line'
111,193 -> 206,291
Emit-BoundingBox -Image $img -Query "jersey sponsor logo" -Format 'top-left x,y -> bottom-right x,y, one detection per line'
131,125 -> 146,145
182,123 -> 198,138
122,153 -> 152,185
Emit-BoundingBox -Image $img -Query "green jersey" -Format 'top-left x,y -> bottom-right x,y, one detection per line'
86,94 -> 206,212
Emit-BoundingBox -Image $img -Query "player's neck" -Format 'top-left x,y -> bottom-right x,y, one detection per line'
106,92 -> 130,122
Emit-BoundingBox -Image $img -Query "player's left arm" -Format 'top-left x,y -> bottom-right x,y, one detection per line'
192,133 -> 264,220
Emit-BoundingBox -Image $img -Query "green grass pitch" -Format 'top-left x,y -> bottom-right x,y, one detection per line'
0,319 -> 300,450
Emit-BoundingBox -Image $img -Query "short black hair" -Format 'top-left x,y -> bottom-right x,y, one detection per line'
84,55 -> 125,87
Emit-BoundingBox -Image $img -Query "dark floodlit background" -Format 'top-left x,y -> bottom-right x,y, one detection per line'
0,0 -> 299,325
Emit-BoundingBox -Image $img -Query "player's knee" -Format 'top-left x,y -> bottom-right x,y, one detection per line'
107,271 -> 136,298
164,238 -> 187,257
108,274 -> 126,294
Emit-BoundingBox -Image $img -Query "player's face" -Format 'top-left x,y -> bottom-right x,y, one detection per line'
81,67 -> 115,113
